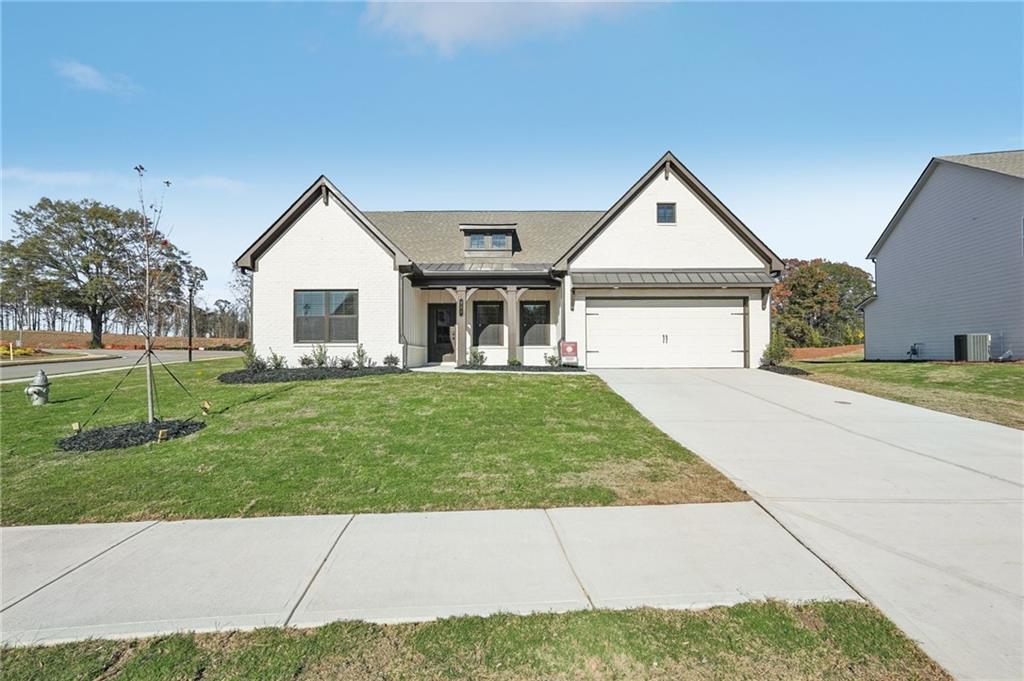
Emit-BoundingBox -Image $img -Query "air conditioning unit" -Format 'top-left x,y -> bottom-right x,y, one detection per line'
953,334 -> 990,362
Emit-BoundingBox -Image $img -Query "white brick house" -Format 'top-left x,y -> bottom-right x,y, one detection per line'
862,151 -> 1024,361
236,152 -> 783,369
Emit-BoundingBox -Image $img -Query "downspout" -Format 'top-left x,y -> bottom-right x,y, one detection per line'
398,270 -> 410,368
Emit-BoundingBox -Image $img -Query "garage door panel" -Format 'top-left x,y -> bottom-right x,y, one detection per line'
586,298 -> 745,369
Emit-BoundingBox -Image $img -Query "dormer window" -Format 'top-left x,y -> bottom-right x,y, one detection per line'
461,224 -> 516,257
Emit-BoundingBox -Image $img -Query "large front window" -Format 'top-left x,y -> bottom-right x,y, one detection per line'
473,301 -> 504,346
520,301 -> 550,346
294,290 -> 358,343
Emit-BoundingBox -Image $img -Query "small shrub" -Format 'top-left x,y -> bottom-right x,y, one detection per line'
467,348 -> 486,368
267,348 -> 288,370
761,331 -> 791,367
383,353 -> 400,368
242,344 -> 267,371
507,357 -> 522,367
298,353 -> 315,368
544,352 -> 561,368
337,356 -> 355,370
353,343 -> 373,369
310,344 -> 329,368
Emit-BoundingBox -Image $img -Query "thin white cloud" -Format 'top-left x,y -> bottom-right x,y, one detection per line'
52,59 -> 138,95
363,1 -> 635,55
1,167 -> 103,186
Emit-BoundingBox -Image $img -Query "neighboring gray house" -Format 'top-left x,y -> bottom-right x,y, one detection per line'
235,152 -> 783,369
862,150 -> 1024,360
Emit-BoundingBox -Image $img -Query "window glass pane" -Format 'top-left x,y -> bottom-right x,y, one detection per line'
330,291 -> 356,316
329,316 -> 358,342
473,302 -> 504,346
657,203 -> 676,223
520,301 -> 550,346
490,233 -> 507,249
469,234 -> 485,249
296,291 -> 325,317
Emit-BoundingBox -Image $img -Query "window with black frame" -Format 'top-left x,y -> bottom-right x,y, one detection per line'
294,290 -> 358,343
473,301 -> 504,346
520,301 -> 550,346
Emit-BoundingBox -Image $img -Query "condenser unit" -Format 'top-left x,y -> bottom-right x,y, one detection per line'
953,334 -> 990,362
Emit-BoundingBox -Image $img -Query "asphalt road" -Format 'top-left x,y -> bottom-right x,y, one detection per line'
0,349 -> 241,382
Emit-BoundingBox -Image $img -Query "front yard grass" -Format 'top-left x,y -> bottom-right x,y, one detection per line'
790,358 -> 1024,429
1,359 -> 742,525
1,601 -> 950,681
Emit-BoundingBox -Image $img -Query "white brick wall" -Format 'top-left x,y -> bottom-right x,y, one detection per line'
865,163 -> 1024,360
251,198 -> 401,367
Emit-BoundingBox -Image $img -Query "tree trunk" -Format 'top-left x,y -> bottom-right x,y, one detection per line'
88,309 -> 104,348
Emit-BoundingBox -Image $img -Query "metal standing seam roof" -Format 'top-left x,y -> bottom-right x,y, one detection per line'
571,270 -> 776,287
419,262 -> 552,272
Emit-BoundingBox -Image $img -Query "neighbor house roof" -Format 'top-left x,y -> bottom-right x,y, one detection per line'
366,211 -> 603,266
867,150 -> 1024,260
937,150 -> 1024,179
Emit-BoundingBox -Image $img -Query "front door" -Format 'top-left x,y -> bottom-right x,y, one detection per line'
427,303 -> 456,363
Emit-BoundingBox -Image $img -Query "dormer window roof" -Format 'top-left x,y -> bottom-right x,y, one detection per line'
460,224 -> 516,257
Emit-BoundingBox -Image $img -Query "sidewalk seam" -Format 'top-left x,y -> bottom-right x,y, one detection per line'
0,520 -> 162,613
283,514 -> 355,627
543,509 -> 595,609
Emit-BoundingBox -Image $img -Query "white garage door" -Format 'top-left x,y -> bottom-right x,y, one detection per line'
585,298 -> 746,368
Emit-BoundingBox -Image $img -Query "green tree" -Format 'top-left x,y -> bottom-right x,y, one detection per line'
8,199 -> 137,347
771,259 -> 873,347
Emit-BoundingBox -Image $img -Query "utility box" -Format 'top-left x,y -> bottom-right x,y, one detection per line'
954,334 -> 990,362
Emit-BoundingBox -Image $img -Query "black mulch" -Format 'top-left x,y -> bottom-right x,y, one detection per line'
759,364 -> 810,376
218,366 -> 408,384
58,419 -> 206,452
457,365 -> 585,372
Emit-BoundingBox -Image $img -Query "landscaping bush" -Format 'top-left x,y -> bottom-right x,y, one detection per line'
507,357 -> 522,367
242,344 -> 267,372
544,352 -> 562,368
383,353 -> 400,368
353,343 -> 374,368
310,343 -> 329,368
467,348 -> 486,368
218,366 -> 407,384
267,348 -> 288,370
760,331 -> 792,367
298,353 -> 315,368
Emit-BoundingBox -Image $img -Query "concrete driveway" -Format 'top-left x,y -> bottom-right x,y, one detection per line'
596,368 -> 1023,681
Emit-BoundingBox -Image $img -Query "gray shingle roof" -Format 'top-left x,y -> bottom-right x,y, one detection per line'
572,270 -> 776,287
938,150 -> 1024,179
364,211 -> 603,266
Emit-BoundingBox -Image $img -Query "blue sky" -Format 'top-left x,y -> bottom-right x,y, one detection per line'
3,1 -> 1021,301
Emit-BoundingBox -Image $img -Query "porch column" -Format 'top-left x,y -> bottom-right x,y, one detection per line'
501,287 -> 519,363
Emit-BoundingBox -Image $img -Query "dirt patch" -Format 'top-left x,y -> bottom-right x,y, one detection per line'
0,330 -> 247,351
558,457 -> 747,505
790,344 -> 864,360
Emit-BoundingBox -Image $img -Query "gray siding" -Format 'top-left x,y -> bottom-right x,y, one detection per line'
865,162 -> 1024,360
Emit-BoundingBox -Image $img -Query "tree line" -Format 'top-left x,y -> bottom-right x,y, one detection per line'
0,197 -> 251,346
770,258 -> 874,347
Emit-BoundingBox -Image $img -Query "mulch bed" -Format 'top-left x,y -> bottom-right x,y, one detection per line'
218,367 -> 408,384
58,420 -> 206,452
457,365 -> 585,372
760,365 -> 810,376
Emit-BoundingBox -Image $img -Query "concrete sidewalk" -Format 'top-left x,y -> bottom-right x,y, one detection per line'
0,502 -> 857,646
596,368 -> 1023,681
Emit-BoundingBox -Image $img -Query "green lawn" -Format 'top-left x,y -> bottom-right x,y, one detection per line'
790,358 -> 1024,429
0,359 -> 742,525
0,602 -> 950,681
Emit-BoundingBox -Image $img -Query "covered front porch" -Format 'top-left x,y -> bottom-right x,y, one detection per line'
402,267 -> 564,367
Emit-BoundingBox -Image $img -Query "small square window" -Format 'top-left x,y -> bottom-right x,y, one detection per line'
657,203 -> 676,224
469,234 -> 486,249
490,233 -> 508,249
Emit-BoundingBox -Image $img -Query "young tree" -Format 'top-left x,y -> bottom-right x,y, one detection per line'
229,266 -> 252,339
8,199 -> 137,347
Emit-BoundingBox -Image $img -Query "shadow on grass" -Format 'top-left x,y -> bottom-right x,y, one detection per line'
212,383 -> 298,416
